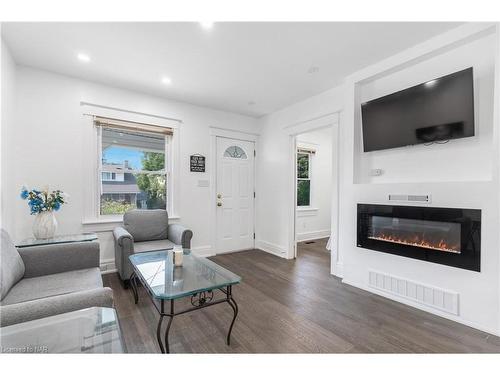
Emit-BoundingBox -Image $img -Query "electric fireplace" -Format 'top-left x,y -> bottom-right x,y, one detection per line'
357,204 -> 481,272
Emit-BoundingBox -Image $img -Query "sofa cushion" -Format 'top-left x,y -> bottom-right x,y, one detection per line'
133,239 -> 176,253
124,209 -> 168,242
0,229 -> 25,301
2,267 -> 103,305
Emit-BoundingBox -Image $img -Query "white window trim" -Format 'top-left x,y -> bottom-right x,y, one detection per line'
81,103 -> 181,228
296,207 -> 319,218
297,207 -> 319,212
101,172 -> 116,181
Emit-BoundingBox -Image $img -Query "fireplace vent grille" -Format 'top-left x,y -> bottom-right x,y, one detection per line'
368,269 -> 459,315
388,194 -> 431,203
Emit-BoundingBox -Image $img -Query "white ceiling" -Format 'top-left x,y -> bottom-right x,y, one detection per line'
2,22 -> 462,117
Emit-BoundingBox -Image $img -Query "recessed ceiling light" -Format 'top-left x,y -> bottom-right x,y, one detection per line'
200,21 -> 214,30
77,53 -> 91,62
425,79 -> 437,87
161,76 -> 172,85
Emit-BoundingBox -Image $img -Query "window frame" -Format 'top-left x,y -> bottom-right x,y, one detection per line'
223,145 -> 248,159
81,105 -> 181,229
101,172 -> 119,181
296,151 -> 312,207
97,126 -> 173,219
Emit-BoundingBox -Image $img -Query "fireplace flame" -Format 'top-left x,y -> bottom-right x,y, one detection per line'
368,233 -> 460,254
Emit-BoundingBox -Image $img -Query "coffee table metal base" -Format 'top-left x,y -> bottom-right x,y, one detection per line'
129,271 -> 238,354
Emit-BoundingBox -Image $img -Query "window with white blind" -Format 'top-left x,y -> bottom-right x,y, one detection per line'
94,117 -> 173,216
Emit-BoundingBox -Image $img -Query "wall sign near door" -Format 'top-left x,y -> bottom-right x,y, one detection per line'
190,154 -> 206,172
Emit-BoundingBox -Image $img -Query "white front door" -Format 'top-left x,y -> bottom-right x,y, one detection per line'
216,137 -> 255,253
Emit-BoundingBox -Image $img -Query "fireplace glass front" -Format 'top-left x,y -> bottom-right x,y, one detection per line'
368,216 -> 461,254
357,204 -> 481,272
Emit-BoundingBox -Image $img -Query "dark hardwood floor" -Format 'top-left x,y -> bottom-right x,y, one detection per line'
103,238 -> 500,353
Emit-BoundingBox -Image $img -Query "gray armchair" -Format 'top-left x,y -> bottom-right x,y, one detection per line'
113,209 -> 193,286
0,229 -> 113,327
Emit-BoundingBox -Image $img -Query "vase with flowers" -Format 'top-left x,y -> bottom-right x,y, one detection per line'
20,186 -> 68,239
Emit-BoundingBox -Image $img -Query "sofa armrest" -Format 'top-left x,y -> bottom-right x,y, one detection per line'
113,226 -> 134,281
113,226 -> 133,246
18,241 -> 100,278
0,287 -> 114,327
167,224 -> 193,249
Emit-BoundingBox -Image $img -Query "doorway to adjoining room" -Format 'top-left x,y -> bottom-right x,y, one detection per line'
294,126 -> 333,262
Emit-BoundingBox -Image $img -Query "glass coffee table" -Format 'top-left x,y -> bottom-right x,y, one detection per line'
0,307 -> 125,353
129,250 -> 241,354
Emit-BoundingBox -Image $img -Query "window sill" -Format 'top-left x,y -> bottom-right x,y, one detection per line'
82,217 -> 123,225
82,215 -> 181,232
296,207 -> 319,217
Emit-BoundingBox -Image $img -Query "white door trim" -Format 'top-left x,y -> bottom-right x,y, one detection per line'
209,126 -> 259,142
210,129 -> 257,255
285,112 -> 341,277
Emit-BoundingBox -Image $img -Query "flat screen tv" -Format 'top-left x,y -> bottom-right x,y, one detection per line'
361,67 -> 475,152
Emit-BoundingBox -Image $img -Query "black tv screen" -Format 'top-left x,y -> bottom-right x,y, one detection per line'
361,67 -> 475,152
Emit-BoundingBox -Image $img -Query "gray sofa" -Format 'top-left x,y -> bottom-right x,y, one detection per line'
0,229 -> 113,327
113,209 -> 193,285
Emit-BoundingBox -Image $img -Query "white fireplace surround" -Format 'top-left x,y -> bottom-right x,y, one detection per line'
257,23 -> 500,335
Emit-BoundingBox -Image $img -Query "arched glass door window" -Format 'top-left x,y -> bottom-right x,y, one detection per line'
224,146 -> 247,159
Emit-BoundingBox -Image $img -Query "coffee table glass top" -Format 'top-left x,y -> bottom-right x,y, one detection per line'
129,250 -> 241,300
16,233 -> 98,248
0,307 -> 125,353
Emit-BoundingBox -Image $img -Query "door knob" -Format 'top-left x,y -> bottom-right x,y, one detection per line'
217,202 -> 222,207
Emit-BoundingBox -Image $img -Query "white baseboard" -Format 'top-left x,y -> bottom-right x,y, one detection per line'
255,240 -> 287,258
99,258 -> 117,274
191,245 -> 216,257
296,230 -> 330,242
332,261 -> 344,278
342,277 -> 500,337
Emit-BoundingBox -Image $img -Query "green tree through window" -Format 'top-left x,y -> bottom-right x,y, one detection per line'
136,152 -> 166,209
297,152 -> 311,206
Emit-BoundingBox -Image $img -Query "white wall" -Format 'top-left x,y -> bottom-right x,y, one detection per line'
355,34 -> 495,184
256,86 -> 344,257
340,28 -> 499,334
3,65 -> 258,266
1,39 -> 17,233
257,25 -> 500,335
296,127 -> 332,241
